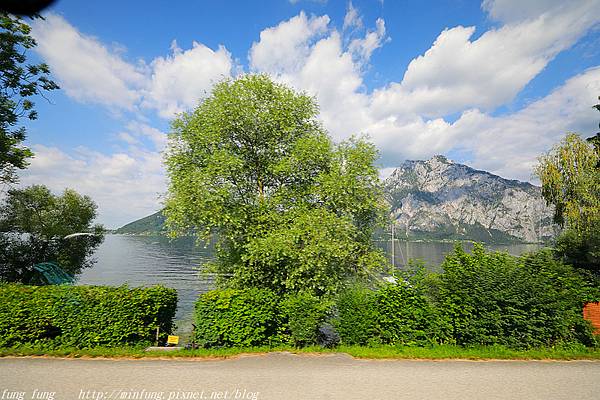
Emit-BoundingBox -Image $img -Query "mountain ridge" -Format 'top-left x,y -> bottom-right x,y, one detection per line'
117,156 -> 557,243
384,155 -> 556,243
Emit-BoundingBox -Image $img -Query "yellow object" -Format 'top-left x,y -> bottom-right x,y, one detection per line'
167,335 -> 179,345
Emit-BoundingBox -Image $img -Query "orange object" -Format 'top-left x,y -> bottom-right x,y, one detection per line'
583,302 -> 600,334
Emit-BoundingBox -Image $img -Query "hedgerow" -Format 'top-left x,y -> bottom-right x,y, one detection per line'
0,284 -> 177,348
193,245 -> 599,350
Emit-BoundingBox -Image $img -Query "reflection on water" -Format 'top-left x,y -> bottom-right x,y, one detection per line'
79,234 -> 541,334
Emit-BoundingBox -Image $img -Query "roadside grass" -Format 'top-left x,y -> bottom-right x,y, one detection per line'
2,344 -> 600,360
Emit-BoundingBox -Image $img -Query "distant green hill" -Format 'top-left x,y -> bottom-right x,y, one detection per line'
115,210 -> 166,235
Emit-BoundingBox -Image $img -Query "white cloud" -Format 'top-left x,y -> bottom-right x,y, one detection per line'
249,12 -> 329,74
452,67 -> 600,180
371,0 -> 600,118
31,14 -> 146,110
343,2 -> 362,31
32,15 -> 233,118
348,18 -> 387,62
142,40 -> 233,118
482,0 -> 570,23
20,144 -> 166,228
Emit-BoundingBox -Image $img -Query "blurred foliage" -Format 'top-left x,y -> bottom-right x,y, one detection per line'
0,185 -> 104,283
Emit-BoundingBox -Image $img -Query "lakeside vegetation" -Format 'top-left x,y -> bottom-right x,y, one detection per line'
0,14 -> 599,360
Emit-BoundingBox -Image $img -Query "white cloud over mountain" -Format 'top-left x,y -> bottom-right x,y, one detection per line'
24,0 -> 600,227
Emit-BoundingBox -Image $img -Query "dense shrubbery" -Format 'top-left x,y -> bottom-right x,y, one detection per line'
194,245 -> 599,349
335,271 -> 449,346
194,289 -> 333,348
193,288 -> 280,347
437,245 -> 598,348
0,284 -> 177,348
280,292 -> 332,346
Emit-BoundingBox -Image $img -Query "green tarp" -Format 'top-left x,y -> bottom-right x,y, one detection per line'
32,262 -> 75,285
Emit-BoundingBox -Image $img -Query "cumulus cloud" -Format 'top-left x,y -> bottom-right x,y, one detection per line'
23,1 -> 600,226
371,0 -> 600,118
30,14 -> 146,110
249,12 -> 329,74
343,2 -> 362,32
348,18 -> 387,63
453,67 -> 600,180
32,14 -> 233,118
142,40 -> 233,118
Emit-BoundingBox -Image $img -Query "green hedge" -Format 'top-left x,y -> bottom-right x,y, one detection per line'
280,292 -> 332,346
437,245 -> 598,348
335,285 -> 378,345
0,284 -> 177,348
335,272 -> 449,346
193,245 -> 599,349
193,288 -> 280,347
334,246 -> 598,349
194,289 -> 333,348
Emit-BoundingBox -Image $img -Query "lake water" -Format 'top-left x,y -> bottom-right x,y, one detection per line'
77,234 -> 541,334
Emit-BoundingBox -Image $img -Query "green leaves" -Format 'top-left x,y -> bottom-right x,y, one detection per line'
0,13 -> 59,183
165,74 -> 386,296
0,284 -> 178,348
436,244 -> 597,348
0,185 -> 105,283
194,288 -> 280,348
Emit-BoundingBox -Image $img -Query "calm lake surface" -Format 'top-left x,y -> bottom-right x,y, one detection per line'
77,234 -> 541,334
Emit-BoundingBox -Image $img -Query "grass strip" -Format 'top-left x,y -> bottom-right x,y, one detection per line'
2,344 -> 600,360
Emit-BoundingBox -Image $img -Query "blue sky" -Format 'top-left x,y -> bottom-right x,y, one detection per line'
17,0 -> 600,227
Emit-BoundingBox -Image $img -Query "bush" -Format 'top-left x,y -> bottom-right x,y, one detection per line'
279,291 -> 332,346
436,244 -> 597,348
374,270 -> 449,346
335,271 -> 449,347
193,288 -> 280,347
0,284 -> 177,348
335,285 -> 378,345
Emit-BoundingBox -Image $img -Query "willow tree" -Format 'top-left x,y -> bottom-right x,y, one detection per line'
164,75 -> 386,295
535,132 -> 600,273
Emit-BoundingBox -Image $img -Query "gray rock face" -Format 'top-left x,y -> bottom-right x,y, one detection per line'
384,155 -> 556,243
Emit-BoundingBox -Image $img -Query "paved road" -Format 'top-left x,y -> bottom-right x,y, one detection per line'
1,353 -> 599,400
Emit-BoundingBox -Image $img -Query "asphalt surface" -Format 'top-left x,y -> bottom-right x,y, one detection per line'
1,353 -> 599,400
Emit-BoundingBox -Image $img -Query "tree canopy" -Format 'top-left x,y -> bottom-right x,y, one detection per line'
0,13 -> 58,183
535,100 -> 600,274
0,185 -> 104,283
535,133 -> 599,230
165,74 -> 387,295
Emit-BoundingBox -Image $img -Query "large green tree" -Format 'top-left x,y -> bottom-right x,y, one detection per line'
165,74 -> 387,296
1,13 -> 58,183
535,102 -> 600,274
0,185 -> 105,283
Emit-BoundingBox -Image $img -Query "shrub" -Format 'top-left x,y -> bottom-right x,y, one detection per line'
193,288 -> 279,347
375,269 -> 450,346
279,291 -> 332,346
334,285 -> 378,345
0,284 -> 177,348
436,244 -> 597,348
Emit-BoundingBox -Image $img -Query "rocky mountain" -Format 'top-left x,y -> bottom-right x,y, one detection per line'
384,155 -> 556,243
117,156 -> 557,243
